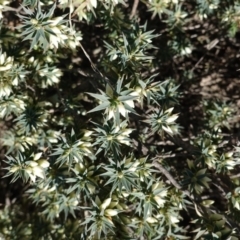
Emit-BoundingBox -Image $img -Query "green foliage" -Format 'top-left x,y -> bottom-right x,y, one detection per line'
1,0 -> 240,239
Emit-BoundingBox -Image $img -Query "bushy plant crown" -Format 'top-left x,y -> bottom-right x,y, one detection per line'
0,0 -> 240,239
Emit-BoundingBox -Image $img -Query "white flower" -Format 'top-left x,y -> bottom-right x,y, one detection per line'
166,114 -> 178,123
100,198 -> 112,210
0,52 -> 13,71
105,209 -> 118,216
154,196 -> 166,207
169,215 -> 179,224
146,217 -> 158,223
162,125 -> 174,134
37,160 -> 50,168
32,166 -> 45,179
234,201 -> 240,210
9,166 -> 19,173
90,0 -> 97,8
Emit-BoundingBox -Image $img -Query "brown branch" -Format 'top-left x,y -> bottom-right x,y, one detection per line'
152,160 -> 191,199
130,0 -> 139,19
166,135 -> 199,154
78,42 -> 115,90
230,173 -> 240,179
152,159 -> 240,233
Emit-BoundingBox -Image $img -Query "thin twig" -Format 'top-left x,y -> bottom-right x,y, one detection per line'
130,0 -> 139,19
152,160 -> 191,198
79,42 -> 115,90
25,83 -> 35,93
190,38 -> 219,74
190,56 -> 204,73
167,135 -> 199,154
230,173 -> 240,179
68,1 -> 115,91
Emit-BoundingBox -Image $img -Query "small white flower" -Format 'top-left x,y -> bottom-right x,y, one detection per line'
9,166 -> 19,173
162,125 -> 173,134
169,215 -> 179,224
28,161 -> 38,167
146,217 -> 158,223
34,152 -> 43,160
37,160 -> 50,168
90,0 -> 97,8
166,114 -> 178,123
154,195 -> 166,207
100,198 -> 112,210
0,53 -> 13,71
105,209 -> 118,216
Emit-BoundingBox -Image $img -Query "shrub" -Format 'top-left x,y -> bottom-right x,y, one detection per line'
0,0 -> 240,239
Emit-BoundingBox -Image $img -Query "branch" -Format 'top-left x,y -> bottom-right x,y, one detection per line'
152,159 -> 240,234
130,0 -> 139,19
78,42 -> 115,90
152,159 -> 191,199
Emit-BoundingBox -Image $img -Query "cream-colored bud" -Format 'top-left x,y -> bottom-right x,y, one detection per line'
105,209 -> 118,217
100,198 -> 111,210
37,160 -> 50,168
